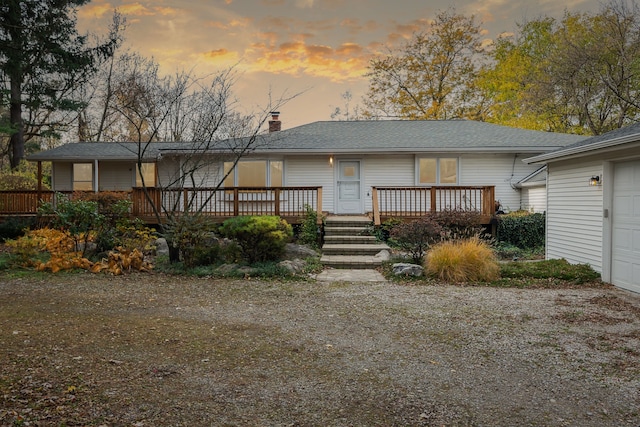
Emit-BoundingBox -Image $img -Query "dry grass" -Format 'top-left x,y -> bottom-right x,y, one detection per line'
425,237 -> 500,283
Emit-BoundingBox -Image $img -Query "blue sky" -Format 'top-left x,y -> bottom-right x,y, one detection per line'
78,0 -> 605,128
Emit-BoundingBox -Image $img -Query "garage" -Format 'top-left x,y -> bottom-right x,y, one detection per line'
612,160 -> 640,293
524,122 -> 640,293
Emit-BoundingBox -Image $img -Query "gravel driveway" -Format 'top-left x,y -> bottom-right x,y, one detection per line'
1,273 -> 639,426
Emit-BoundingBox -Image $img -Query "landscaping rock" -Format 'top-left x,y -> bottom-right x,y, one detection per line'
285,243 -> 318,259
374,250 -> 390,261
278,259 -> 307,275
155,238 -> 170,256
216,263 -> 239,275
392,262 -> 424,277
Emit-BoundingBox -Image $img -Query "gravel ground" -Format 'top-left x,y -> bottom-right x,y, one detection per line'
1,273 -> 639,426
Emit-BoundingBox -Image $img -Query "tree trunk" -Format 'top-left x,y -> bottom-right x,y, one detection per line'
9,75 -> 24,169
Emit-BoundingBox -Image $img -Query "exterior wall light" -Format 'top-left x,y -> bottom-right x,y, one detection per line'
329,155 -> 334,166
589,175 -> 602,186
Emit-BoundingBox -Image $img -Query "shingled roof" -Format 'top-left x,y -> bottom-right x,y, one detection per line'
525,121 -> 640,164
29,120 -> 585,161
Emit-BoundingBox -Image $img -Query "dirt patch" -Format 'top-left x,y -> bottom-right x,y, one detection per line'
1,273 -> 639,426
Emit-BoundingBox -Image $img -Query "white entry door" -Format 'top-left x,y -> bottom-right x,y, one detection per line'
612,160 -> 640,293
337,160 -> 363,214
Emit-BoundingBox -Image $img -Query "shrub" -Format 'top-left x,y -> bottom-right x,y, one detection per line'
426,237 -> 500,283
0,217 -> 36,242
500,259 -> 600,284
429,209 -> 485,240
39,194 -> 102,256
497,211 -> 545,249
297,204 -> 321,248
371,218 -> 403,242
0,160 -> 51,191
390,217 -> 444,264
219,216 -> 293,263
164,214 -> 220,268
6,228 -> 91,273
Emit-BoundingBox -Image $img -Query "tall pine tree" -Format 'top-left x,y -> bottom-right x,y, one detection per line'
0,0 -> 117,168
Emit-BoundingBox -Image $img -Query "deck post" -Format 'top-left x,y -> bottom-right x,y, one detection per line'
372,187 -> 381,225
183,188 -> 189,213
233,188 -> 239,216
316,187 -> 323,224
274,188 -> 280,216
37,161 -> 42,203
430,187 -> 436,212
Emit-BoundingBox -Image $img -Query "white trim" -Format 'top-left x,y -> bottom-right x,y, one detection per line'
415,156 -> 460,186
525,134 -> 640,164
602,161 -> 613,283
93,159 -> 99,192
335,158 -> 364,214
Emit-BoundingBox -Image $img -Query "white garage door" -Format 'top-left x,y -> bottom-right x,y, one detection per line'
612,160 -> 640,293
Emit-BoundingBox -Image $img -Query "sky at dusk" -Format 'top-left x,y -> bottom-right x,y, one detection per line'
77,0 -> 604,129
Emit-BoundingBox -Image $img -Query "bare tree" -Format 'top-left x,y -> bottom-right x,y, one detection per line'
363,8 -> 485,120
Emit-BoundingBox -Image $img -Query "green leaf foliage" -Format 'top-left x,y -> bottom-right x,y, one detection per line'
220,216 -> 293,264
497,212 -> 545,249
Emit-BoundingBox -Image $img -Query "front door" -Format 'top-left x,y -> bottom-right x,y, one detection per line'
337,160 -> 363,214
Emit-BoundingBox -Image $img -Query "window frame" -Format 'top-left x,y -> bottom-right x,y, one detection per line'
223,159 -> 284,188
72,162 -> 93,191
416,156 -> 460,186
135,163 -> 157,187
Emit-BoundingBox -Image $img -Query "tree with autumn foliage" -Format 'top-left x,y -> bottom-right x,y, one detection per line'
478,0 -> 640,135
363,8 -> 485,120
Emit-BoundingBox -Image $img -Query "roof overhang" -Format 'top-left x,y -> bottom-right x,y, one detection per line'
524,133 -> 640,164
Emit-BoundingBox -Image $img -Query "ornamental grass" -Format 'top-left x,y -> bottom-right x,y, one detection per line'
426,237 -> 500,283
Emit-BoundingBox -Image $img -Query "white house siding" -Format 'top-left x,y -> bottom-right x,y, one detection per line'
460,154 -> 542,212
285,156 -> 334,212
521,186 -> 547,212
98,162 -> 132,191
52,162 -> 72,191
183,159 -> 223,187
546,159 -> 604,272
362,155 -> 414,212
156,158 -> 181,188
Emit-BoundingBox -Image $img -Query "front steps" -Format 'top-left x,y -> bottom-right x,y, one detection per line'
320,216 -> 390,269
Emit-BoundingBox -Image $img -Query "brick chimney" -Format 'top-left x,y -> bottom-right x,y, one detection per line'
268,111 -> 281,132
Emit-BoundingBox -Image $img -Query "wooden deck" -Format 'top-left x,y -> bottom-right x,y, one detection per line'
371,186 -> 495,225
0,185 -> 496,226
0,187 -> 323,225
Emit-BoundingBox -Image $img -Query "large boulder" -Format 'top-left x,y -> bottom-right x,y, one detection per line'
392,263 -> 424,277
374,250 -> 391,262
155,238 -> 170,256
284,243 -> 318,259
278,259 -> 307,275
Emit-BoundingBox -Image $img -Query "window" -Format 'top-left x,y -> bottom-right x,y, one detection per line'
224,160 -> 283,187
418,157 -> 458,185
73,163 -> 93,191
135,163 -> 156,187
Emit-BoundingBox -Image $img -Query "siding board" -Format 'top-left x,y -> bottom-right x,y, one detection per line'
546,161 -> 603,272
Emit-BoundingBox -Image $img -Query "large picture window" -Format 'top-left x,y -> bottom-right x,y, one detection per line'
418,157 -> 458,185
224,160 -> 283,187
73,163 -> 93,191
135,163 -> 156,187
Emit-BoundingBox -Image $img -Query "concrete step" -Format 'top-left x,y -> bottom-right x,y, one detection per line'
324,226 -> 370,236
320,254 -> 385,269
324,235 -> 377,244
321,243 -> 390,256
324,216 -> 372,228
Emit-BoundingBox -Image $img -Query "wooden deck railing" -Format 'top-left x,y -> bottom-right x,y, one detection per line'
371,186 -> 495,225
0,187 -> 323,225
131,186 -> 323,224
0,190 -> 58,215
